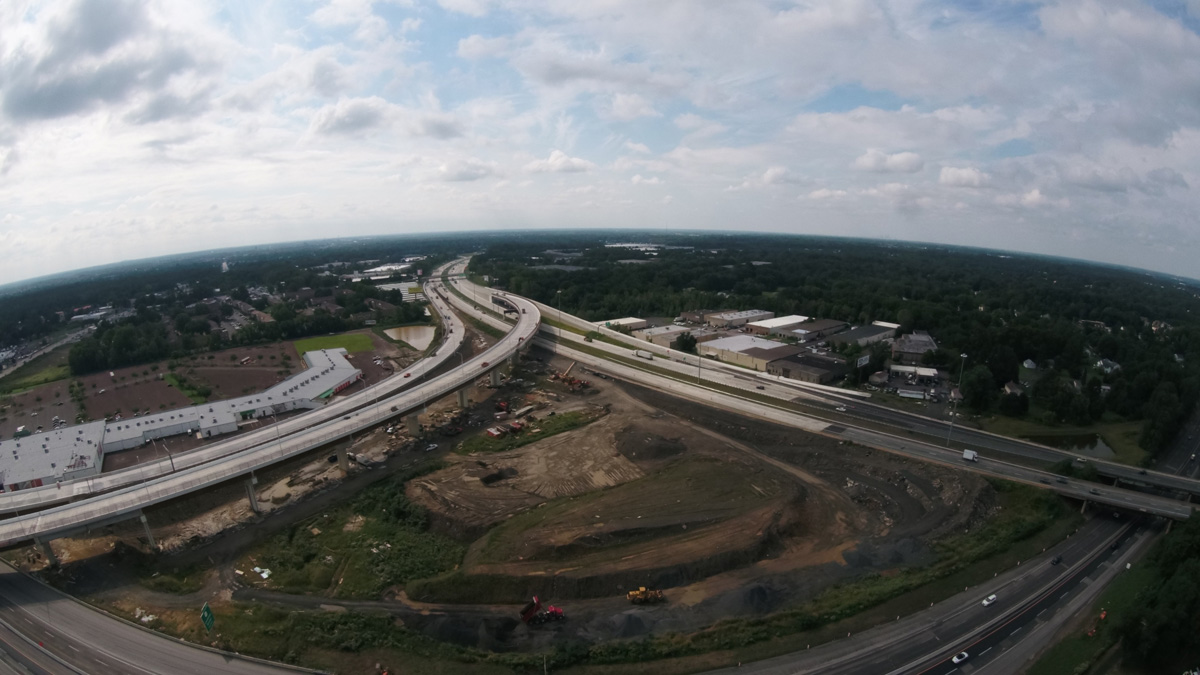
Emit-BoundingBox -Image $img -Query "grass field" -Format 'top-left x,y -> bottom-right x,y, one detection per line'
293,333 -> 375,356
1026,563 -> 1155,675
453,410 -> 599,455
981,416 -> 1146,466
0,345 -> 72,394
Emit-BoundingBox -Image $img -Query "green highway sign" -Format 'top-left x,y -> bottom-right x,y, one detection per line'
200,602 -> 215,632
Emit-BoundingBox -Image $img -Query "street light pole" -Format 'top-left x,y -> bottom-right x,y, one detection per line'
946,353 -> 968,447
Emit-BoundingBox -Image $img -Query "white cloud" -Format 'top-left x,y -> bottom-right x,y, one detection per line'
524,149 -> 595,173
623,141 -> 651,154
457,34 -> 509,60
940,166 -> 989,187
631,174 -> 662,185
607,93 -> 660,121
436,158 -> 497,182
854,149 -> 924,173
807,188 -> 848,199
438,0 -> 493,17
310,97 -> 393,135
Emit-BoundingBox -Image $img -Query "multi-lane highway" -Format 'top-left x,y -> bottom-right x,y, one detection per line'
0,263 -> 469,515
0,265 -> 540,549
0,561 -> 319,674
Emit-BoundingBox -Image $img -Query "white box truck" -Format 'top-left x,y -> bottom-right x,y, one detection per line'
962,449 -> 979,462
634,350 -> 654,360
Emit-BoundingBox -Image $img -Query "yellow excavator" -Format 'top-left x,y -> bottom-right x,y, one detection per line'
626,587 -> 665,604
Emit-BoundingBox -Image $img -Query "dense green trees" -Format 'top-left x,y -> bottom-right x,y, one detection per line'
1118,518 -> 1200,669
472,233 -> 1200,456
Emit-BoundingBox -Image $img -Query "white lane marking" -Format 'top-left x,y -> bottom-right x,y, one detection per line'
1037,609 -> 1046,617
68,645 -> 79,652
982,648 -> 992,655
42,631 -> 53,638
95,660 -> 108,667
1011,627 -> 1022,637
1060,592 -> 1069,600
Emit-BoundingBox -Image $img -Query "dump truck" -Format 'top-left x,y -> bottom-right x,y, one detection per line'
626,587 -> 666,604
519,596 -> 566,625
962,449 -> 979,462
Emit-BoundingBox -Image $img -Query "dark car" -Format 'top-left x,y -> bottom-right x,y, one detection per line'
1051,555 -> 1063,565
1056,477 -> 1068,484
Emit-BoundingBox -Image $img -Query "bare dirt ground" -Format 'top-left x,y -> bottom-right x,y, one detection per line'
15,333 -> 994,657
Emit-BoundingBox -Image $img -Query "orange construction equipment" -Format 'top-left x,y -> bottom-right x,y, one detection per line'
626,587 -> 666,604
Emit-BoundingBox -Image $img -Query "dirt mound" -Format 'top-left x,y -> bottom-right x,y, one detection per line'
616,427 -> 686,461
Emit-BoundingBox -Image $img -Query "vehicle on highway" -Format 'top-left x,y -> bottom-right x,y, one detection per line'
404,372 -> 412,378
1040,478 -> 1051,484
953,652 -> 969,664
755,385 -> 765,390
835,406 -> 847,412
962,449 -> 979,462
1056,477 -> 1068,484
343,415 -> 351,420
1089,488 -> 1101,495
482,361 -> 489,367
1051,554 -> 1063,565
982,594 -> 997,606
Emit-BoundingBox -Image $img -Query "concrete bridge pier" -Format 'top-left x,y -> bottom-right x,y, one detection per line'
407,413 -> 421,436
1080,500 -> 1088,514
139,512 -> 157,550
245,475 -> 261,514
33,537 -> 58,567
489,370 -> 501,387
510,352 -> 520,367
336,445 -> 350,474
457,389 -> 469,408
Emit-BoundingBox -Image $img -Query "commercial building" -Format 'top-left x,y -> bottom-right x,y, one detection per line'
0,349 -> 362,492
705,309 -> 774,328
828,322 -> 896,347
679,309 -> 726,323
889,364 -> 940,384
767,354 -> 847,384
602,317 -> 649,332
746,315 -> 810,335
789,319 -> 849,342
892,331 -> 939,364
699,335 -> 801,371
632,325 -> 690,348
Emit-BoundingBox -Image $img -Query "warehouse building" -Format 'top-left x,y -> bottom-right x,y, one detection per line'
705,309 -> 774,328
767,353 -> 848,384
602,317 -> 649,332
892,331 -> 939,364
699,335 -> 801,370
828,322 -> 897,347
0,349 -> 362,492
679,309 -> 728,323
747,315 -> 810,335
632,324 -> 690,347
790,319 -> 849,342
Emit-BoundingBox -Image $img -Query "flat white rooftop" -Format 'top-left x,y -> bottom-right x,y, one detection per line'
748,315 -> 810,329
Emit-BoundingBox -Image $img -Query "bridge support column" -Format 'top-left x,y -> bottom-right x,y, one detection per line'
489,370 -> 501,387
34,537 -> 58,567
510,352 -> 520,367
407,413 -> 421,436
245,475 -> 261,514
337,445 -> 350,474
139,512 -> 157,550
1080,500 -> 1088,514
457,389 -> 468,408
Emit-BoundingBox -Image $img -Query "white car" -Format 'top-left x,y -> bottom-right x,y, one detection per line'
952,652 -> 969,664
836,406 -> 847,412
982,594 -> 997,606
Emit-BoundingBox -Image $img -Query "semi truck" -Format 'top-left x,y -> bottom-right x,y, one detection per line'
962,449 -> 979,462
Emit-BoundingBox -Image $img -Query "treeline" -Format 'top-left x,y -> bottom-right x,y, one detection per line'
1118,517 -> 1200,670
471,233 -> 1200,458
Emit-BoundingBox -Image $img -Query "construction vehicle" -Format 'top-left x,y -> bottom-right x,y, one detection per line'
550,361 -> 591,391
626,587 -> 666,604
519,596 -> 566,625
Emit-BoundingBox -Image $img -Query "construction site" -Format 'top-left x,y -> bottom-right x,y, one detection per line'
0,315 -> 1064,672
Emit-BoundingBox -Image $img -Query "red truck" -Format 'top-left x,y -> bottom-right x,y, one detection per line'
519,596 -> 566,625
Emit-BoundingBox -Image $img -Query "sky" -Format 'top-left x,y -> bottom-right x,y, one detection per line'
2,0 -> 1200,284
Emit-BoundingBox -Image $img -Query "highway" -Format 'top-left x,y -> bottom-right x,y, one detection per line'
0,261 -> 468,515
448,273 -> 1192,518
0,561 -> 318,674
0,265 -> 540,548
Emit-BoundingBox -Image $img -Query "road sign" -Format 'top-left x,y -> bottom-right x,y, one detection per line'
856,354 -> 870,369
200,602 -> 215,632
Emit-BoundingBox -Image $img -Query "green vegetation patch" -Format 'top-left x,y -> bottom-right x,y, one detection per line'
162,372 -> 208,404
454,409 -> 600,455
0,345 -> 72,394
243,462 -> 465,599
467,317 -> 505,340
293,332 -> 375,356
1027,563 -> 1154,675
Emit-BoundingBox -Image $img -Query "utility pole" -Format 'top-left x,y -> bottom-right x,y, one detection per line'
946,353 -> 968,446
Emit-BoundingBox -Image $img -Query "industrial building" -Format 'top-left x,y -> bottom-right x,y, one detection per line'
705,309 -> 774,328
789,319 -> 849,342
632,325 -> 690,348
892,331 -> 939,364
767,353 -> 848,384
602,317 -> 649,331
0,349 -> 361,493
746,315 -> 810,335
828,322 -> 897,347
699,335 -> 801,370
888,364 -> 940,384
